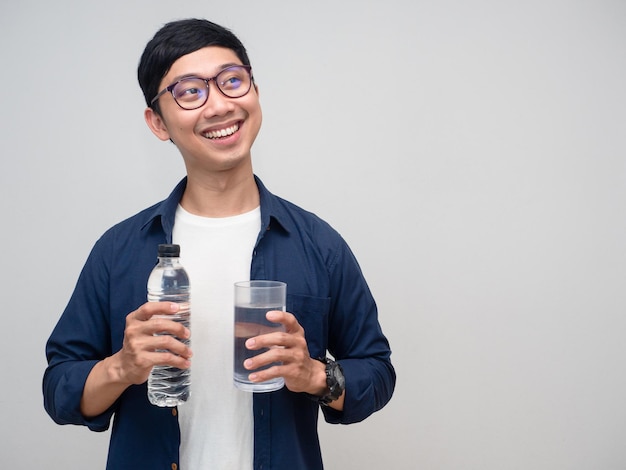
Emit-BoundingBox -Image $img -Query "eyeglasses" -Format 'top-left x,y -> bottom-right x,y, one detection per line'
150,65 -> 253,110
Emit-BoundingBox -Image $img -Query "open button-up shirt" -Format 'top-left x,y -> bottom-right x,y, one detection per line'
44,176 -> 395,470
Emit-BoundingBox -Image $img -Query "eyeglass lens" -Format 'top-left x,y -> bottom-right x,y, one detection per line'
172,66 -> 251,109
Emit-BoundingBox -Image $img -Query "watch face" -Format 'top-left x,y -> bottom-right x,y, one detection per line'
319,358 -> 345,404
330,362 -> 345,394
334,364 -> 345,388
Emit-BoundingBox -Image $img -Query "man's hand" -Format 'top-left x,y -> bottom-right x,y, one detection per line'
117,302 -> 192,385
243,311 -> 328,396
80,302 -> 192,417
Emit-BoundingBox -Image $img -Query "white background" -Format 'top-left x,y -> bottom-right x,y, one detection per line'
1,1 -> 625,468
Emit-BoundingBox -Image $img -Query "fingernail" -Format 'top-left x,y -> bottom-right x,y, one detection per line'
248,373 -> 258,381
246,338 -> 256,348
244,359 -> 253,369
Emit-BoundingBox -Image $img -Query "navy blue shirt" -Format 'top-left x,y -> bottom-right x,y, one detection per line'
44,176 -> 395,469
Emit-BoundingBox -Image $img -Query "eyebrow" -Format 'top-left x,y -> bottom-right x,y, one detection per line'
169,63 -> 243,84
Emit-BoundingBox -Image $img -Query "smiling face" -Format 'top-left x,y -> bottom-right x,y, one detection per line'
145,46 -> 262,177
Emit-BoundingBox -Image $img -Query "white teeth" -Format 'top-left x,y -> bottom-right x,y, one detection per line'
204,123 -> 239,139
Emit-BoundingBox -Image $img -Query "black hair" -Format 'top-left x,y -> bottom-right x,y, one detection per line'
138,18 -> 251,114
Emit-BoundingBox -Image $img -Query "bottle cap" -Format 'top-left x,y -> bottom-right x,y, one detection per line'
157,244 -> 181,257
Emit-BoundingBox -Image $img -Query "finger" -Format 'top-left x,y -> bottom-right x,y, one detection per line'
147,316 -> 191,341
245,330 -> 290,350
248,364 -> 282,384
150,332 -> 193,357
243,347 -> 286,371
131,302 -> 180,322
266,310 -> 302,334
149,350 -> 193,369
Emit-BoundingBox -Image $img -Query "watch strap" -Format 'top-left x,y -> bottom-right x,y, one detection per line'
308,357 -> 344,406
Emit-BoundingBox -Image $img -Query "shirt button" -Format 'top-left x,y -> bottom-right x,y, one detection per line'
172,408 -> 177,417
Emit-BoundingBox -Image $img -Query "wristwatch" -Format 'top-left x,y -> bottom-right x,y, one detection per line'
314,357 -> 345,406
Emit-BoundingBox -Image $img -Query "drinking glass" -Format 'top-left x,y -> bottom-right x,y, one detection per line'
233,280 -> 286,392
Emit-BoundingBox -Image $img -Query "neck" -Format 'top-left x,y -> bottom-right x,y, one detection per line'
180,169 -> 259,218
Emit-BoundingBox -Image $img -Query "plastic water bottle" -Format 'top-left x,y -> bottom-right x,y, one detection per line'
147,243 -> 191,407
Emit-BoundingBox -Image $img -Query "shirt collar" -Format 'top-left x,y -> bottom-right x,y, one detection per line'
140,175 -> 292,240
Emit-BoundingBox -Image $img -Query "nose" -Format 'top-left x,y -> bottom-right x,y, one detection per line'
201,81 -> 235,117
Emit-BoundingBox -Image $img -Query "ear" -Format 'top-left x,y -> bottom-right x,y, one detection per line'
144,107 -> 171,141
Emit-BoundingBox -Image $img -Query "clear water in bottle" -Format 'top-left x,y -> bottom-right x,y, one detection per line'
146,244 -> 191,407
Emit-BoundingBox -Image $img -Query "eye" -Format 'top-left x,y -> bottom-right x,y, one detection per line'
173,79 -> 206,102
220,76 -> 243,90
218,67 -> 249,92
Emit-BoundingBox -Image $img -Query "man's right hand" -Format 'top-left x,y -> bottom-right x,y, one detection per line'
80,302 -> 192,418
118,301 -> 192,385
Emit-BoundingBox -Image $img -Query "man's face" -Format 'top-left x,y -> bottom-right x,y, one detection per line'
145,46 -> 262,175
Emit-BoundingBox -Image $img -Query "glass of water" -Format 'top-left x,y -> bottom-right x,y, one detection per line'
233,280 -> 286,392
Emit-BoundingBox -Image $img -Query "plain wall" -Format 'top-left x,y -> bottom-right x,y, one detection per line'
1,0 -> 625,468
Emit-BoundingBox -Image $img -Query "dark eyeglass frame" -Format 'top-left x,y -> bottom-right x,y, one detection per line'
150,65 -> 253,110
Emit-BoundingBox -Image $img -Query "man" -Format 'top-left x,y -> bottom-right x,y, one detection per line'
43,18 -> 395,469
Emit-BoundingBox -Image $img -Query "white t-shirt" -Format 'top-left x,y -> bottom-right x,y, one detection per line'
173,204 -> 261,470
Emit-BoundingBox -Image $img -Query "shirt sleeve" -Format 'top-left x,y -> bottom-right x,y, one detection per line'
42,236 -> 117,432
322,239 -> 396,424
